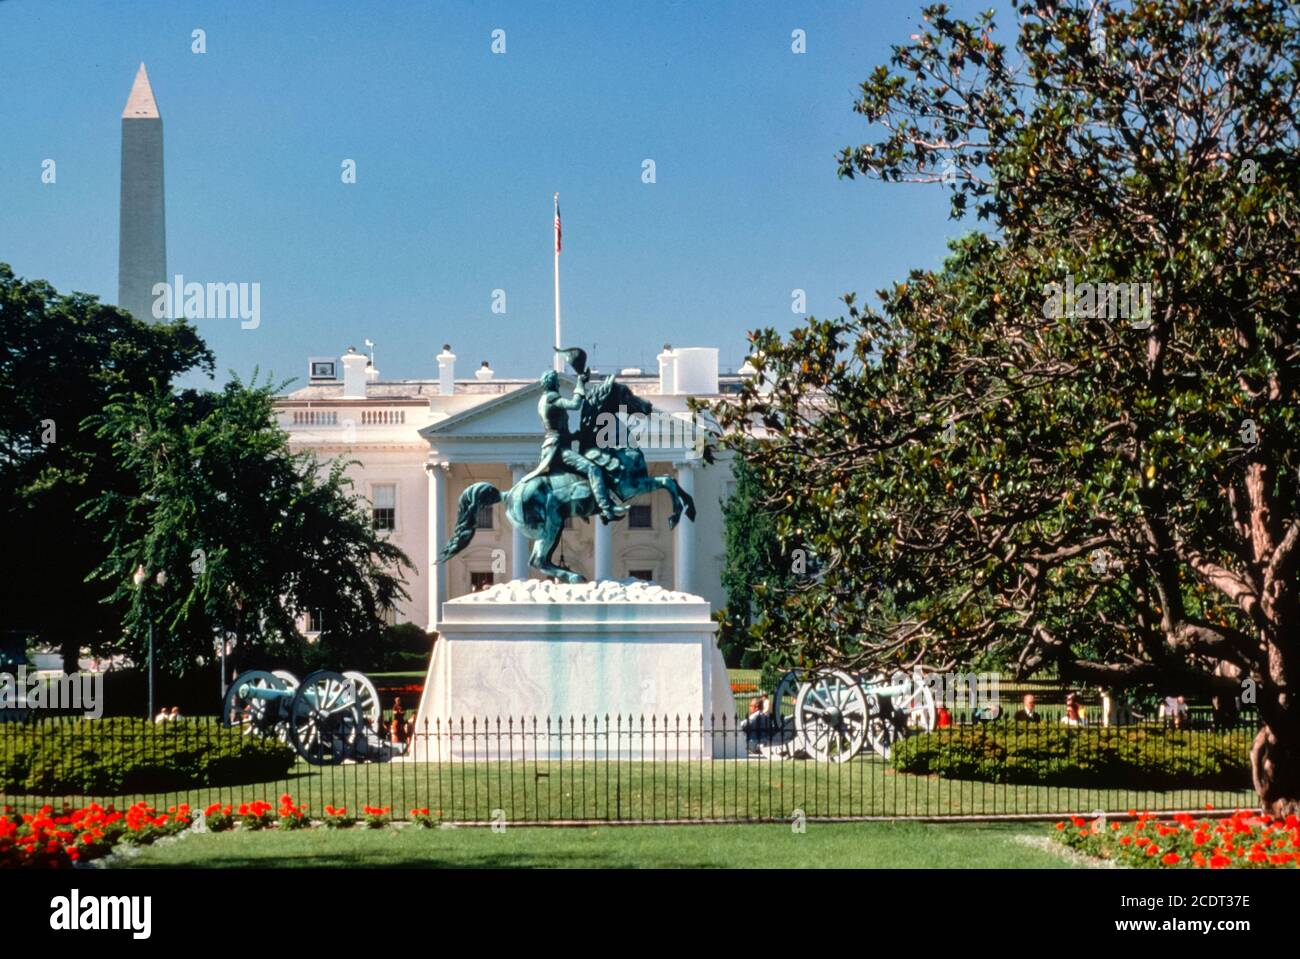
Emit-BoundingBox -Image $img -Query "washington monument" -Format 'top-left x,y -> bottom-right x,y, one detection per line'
118,63 -> 166,322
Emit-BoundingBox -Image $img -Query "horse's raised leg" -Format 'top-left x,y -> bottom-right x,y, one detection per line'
652,475 -> 697,528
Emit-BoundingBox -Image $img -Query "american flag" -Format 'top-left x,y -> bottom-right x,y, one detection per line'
554,198 -> 562,254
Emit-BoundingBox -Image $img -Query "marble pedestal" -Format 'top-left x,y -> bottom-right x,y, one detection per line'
410,579 -> 741,760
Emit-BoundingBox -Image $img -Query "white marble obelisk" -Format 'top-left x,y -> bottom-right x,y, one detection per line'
118,63 -> 166,323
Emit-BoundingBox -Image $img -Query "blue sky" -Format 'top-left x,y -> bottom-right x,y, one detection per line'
1,0 -> 993,388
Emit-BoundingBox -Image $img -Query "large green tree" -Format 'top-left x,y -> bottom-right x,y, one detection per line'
714,1 -> 1300,813
0,264 -> 212,670
718,458 -> 790,668
87,378 -> 412,676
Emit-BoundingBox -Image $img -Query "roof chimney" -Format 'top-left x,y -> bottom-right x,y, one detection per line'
671,347 -> 719,395
437,344 -> 456,396
475,360 -> 495,381
341,347 -> 368,399
657,343 -> 677,395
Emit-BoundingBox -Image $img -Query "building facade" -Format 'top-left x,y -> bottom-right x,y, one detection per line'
275,346 -> 740,633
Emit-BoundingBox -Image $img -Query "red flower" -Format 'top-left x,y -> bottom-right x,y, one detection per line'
1162,853 -> 1180,865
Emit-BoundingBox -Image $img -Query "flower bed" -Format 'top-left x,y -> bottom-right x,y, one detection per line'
0,801 -> 192,868
3,795 -> 444,867
1054,808 -> 1300,868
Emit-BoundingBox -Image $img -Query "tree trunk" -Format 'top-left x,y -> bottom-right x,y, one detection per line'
60,633 -> 80,674
1251,724 -> 1300,818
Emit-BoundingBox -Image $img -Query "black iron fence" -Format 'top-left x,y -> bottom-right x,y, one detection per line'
0,710 -> 1260,824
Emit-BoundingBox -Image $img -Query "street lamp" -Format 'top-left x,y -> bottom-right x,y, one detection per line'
133,565 -> 167,720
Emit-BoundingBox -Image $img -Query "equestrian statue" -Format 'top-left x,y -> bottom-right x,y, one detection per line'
437,347 -> 697,583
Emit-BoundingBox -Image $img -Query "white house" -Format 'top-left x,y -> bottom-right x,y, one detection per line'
275,345 -> 743,633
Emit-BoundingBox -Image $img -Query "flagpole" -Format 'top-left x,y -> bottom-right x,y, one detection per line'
553,192 -> 562,373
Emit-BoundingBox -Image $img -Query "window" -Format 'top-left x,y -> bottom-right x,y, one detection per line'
470,571 -> 495,592
629,505 -> 652,529
475,504 -> 494,529
629,568 -> 654,582
307,609 -> 324,634
371,483 -> 396,531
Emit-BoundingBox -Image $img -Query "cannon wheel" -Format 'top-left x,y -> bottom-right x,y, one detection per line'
272,670 -> 300,690
794,669 -> 868,763
344,670 -> 382,732
289,670 -> 364,766
767,668 -> 809,752
222,670 -> 287,736
890,670 -> 937,733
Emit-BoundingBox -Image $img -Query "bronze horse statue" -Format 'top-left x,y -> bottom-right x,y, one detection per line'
438,374 -> 697,583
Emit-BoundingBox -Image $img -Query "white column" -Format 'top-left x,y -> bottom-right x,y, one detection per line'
674,460 -> 696,593
425,460 -> 448,632
510,462 -> 530,581
594,514 -> 613,581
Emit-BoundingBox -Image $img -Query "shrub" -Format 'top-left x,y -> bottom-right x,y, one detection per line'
0,719 -> 295,795
362,805 -> 390,829
890,724 -> 1249,789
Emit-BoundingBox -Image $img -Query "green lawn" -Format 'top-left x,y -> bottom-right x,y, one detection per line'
109,821 -> 1081,869
10,750 -> 1253,822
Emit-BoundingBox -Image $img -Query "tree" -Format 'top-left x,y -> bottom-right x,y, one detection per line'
87,377 -> 412,676
0,263 -> 213,670
718,459 -> 789,668
713,1 -> 1300,814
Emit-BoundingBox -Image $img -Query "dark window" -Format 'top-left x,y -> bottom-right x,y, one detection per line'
629,505 -> 652,529
476,504 -> 494,529
371,484 -> 396,531
307,609 -> 324,633
629,568 -> 654,582
470,571 -> 495,592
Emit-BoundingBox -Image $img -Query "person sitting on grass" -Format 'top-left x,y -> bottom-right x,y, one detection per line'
742,696 -> 773,748
1061,692 -> 1087,727
1014,693 -> 1042,722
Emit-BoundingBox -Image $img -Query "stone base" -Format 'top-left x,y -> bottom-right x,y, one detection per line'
410,579 -> 742,760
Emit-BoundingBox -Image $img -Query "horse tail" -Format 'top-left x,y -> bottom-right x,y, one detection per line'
438,482 -> 501,564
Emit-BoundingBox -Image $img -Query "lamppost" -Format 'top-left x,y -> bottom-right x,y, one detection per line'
133,565 -> 167,720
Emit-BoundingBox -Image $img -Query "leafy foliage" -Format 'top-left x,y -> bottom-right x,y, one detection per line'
0,263 -> 212,666
891,725 -> 1248,788
711,0 -> 1300,810
0,720 -> 294,794
718,459 -> 790,668
86,377 -> 412,675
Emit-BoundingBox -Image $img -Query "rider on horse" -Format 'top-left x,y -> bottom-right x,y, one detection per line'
519,368 -> 628,523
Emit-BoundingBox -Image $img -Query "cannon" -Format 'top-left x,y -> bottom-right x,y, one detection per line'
222,668 -> 396,766
755,667 -> 937,762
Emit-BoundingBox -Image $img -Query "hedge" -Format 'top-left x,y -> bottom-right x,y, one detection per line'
889,724 -> 1251,789
0,719 -> 295,794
